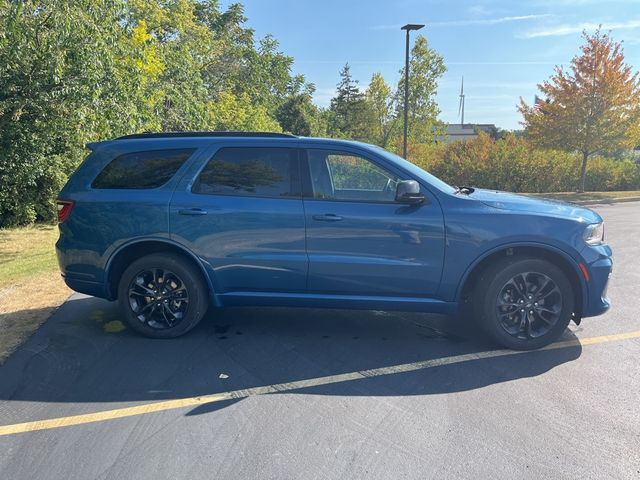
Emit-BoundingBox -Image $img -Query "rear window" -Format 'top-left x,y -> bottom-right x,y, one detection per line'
193,147 -> 299,197
92,149 -> 195,189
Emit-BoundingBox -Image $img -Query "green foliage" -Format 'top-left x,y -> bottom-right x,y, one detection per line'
0,0 -> 134,226
365,73 -> 397,148
0,0 -> 313,226
409,133 -> 640,193
327,35 -> 446,147
276,92 -> 326,136
396,36 -> 447,144
327,64 -> 376,141
3,1 -> 634,227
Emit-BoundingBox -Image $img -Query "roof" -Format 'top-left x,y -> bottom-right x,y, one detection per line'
86,133 -> 376,152
445,124 -> 495,136
115,131 -> 296,140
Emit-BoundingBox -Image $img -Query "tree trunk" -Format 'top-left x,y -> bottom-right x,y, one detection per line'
578,151 -> 589,193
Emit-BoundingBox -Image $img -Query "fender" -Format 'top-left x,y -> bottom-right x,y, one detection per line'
453,240 -> 589,312
104,236 -> 220,305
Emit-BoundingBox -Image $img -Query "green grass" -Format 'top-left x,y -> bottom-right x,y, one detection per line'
0,224 -> 60,289
529,190 -> 640,202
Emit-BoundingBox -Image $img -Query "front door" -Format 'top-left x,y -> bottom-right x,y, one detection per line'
170,146 -> 307,293
302,148 -> 445,297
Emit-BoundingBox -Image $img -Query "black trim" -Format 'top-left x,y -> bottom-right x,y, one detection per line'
116,131 -> 296,140
300,149 -> 314,197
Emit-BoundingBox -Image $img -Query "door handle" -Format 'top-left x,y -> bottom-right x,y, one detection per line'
312,213 -> 343,222
178,208 -> 208,216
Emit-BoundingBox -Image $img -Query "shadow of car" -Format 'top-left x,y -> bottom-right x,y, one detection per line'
0,295 -> 582,418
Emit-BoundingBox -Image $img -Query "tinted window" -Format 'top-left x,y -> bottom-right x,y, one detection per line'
307,150 -> 402,202
92,149 -> 194,189
193,148 -> 299,197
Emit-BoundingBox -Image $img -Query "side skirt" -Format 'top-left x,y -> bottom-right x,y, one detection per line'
216,291 -> 456,314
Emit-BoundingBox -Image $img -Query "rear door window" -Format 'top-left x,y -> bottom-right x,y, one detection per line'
92,149 -> 195,189
193,147 -> 300,198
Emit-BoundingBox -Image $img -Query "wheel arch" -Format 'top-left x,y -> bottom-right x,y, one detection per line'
456,243 -> 586,319
105,238 -> 216,303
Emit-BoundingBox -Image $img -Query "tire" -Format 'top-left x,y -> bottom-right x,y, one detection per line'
473,256 -> 574,350
117,253 -> 209,338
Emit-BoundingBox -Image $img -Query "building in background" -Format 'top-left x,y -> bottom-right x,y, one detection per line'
439,77 -> 497,143
439,123 -> 497,143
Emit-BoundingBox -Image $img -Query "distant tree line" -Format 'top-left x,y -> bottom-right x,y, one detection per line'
0,1 -> 638,226
0,0 -> 447,226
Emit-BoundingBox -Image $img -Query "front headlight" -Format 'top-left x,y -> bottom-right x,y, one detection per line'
583,222 -> 605,245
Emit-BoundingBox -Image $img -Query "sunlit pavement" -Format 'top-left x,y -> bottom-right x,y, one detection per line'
0,202 -> 638,480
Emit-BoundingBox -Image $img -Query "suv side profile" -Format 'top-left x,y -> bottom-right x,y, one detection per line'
56,132 -> 612,350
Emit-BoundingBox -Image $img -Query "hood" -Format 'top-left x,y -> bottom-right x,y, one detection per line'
469,188 -> 602,223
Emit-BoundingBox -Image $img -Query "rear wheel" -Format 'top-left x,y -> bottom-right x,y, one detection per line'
117,253 -> 209,338
473,257 -> 574,350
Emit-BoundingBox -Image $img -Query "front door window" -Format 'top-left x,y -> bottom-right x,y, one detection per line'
307,150 -> 401,202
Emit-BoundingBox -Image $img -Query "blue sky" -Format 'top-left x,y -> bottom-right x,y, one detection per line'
221,0 -> 640,130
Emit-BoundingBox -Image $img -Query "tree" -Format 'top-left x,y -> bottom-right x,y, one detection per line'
365,72 -> 397,148
0,0 -> 137,225
395,35 -> 447,145
519,29 -> 640,192
0,0 -> 312,225
275,91 -> 325,136
328,64 -> 375,141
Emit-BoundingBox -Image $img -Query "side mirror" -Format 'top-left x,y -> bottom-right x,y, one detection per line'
395,180 -> 425,205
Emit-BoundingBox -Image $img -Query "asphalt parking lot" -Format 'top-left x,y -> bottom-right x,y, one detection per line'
0,201 -> 639,480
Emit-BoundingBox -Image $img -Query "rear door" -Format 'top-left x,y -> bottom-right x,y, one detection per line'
302,147 -> 445,297
170,145 -> 307,293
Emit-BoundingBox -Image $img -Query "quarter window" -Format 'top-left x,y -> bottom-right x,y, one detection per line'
193,148 -> 299,197
92,149 -> 194,189
307,150 -> 402,202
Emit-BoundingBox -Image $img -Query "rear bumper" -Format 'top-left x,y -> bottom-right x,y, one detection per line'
62,275 -> 110,299
56,236 -> 111,299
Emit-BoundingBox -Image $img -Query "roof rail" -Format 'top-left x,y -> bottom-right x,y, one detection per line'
115,131 -> 297,140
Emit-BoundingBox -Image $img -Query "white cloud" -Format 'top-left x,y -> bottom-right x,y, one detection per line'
446,61 -> 556,65
440,80 -> 537,90
372,14 -> 553,30
466,5 -> 492,17
431,14 -> 554,27
521,20 -> 640,38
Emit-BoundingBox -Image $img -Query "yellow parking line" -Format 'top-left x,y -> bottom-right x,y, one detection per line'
1,330 -> 639,437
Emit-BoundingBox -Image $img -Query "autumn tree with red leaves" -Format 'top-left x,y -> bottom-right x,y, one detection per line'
519,29 -> 640,192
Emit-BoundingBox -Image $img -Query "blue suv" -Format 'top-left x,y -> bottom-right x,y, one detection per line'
56,132 -> 612,350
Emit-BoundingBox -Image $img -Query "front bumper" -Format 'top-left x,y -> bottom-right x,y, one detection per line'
581,244 -> 612,318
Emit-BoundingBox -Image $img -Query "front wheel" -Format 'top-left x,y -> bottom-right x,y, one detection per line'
117,253 -> 209,338
474,257 -> 574,350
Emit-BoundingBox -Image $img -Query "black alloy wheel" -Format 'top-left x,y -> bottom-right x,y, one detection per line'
496,272 -> 562,340
118,253 -> 209,338
474,257 -> 574,350
127,268 -> 190,330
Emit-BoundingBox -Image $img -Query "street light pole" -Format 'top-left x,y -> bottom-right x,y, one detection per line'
401,23 -> 424,159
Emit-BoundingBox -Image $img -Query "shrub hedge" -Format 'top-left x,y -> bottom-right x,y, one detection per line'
406,132 -> 640,193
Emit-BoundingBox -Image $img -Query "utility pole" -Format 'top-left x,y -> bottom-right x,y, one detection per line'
401,24 -> 424,159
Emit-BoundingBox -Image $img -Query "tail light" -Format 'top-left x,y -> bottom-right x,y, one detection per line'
56,200 -> 75,223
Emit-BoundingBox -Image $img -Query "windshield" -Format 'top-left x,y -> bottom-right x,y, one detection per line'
373,146 -> 457,194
